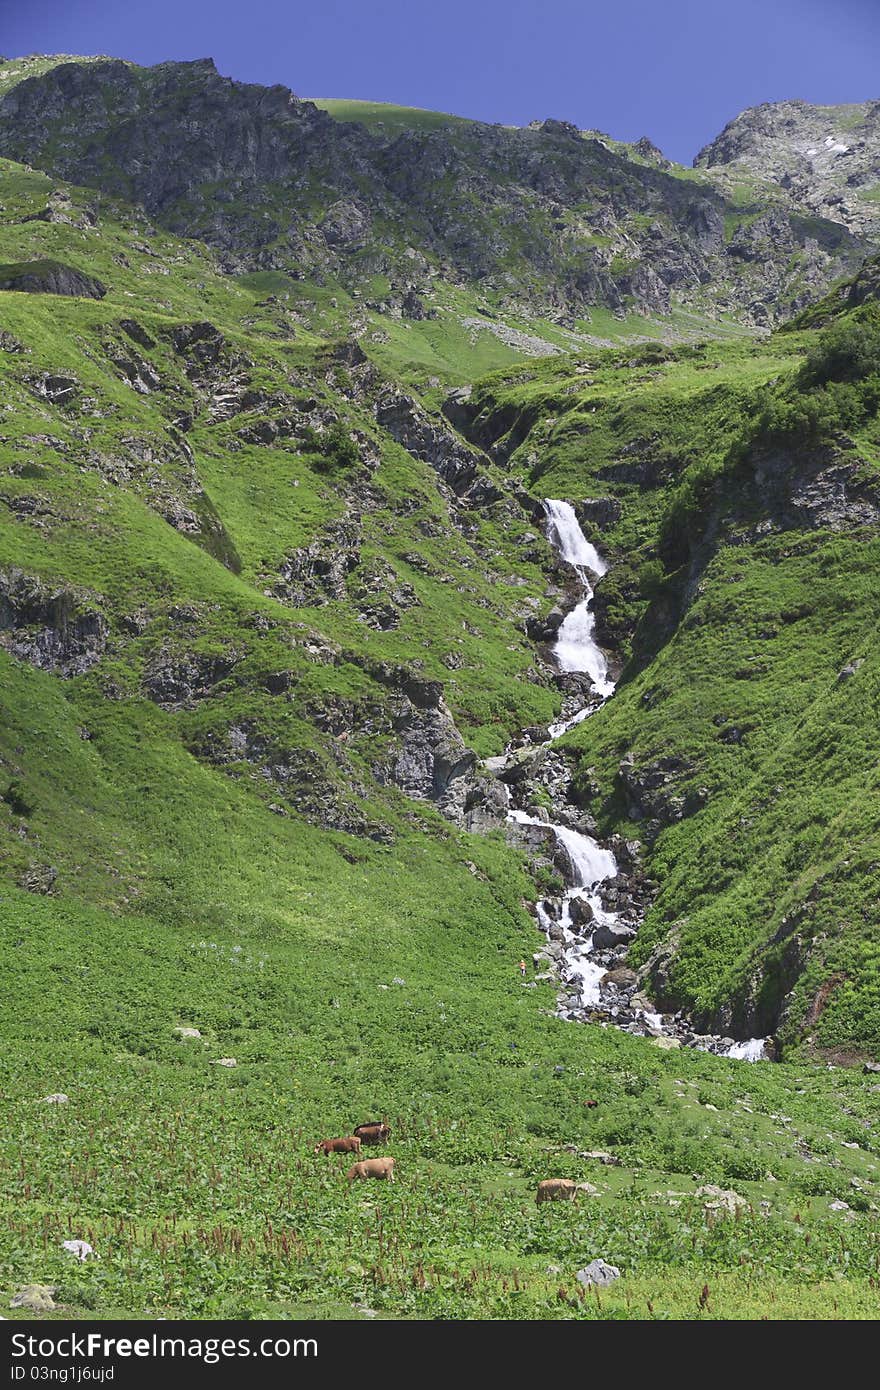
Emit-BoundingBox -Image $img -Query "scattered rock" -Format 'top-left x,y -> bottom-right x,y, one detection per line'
697,1185 -> 749,1214
18,863 -> 58,895
39,1093 -> 69,1104
10,1285 -> 57,1311
211,1057 -> 237,1067
174,1027 -> 202,1039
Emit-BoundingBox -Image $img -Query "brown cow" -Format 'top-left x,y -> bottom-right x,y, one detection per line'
347,1156 -> 395,1183
354,1121 -> 391,1145
313,1136 -> 361,1156
536,1178 -> 593,1205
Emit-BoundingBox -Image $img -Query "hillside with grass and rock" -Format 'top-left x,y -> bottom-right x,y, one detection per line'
1,57 -> 880,1321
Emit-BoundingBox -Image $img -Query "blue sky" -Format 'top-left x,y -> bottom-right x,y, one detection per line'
1,0 -> 879,163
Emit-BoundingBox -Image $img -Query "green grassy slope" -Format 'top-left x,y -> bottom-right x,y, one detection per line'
311,98 -> 476,132
2,158 -> 880,1322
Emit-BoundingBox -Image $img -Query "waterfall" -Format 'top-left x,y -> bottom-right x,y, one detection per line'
543,500 -> 614,696
544,499 -> 607,575
725,1038 -> 767,1061
501,497 -> 767,1061
508,809 -> 614,1007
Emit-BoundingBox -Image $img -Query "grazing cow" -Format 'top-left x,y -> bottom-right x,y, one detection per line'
313,1136 -> 361,1156
536,1178 -> 592,1205
354,1121 -> 391,1145
347,1156 -> 395,1184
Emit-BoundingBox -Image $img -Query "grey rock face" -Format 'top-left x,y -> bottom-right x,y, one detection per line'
760,446 -> 880,533
0,258 -> 106,298
695,98 -> 880,241
0,569 -> 107,675
616,752 -> 696,831
576,497 -> 622,529
197,720 -> 394,843
375,390 -> 503,506
274,521 -> 362,605
142,647 -> 240,708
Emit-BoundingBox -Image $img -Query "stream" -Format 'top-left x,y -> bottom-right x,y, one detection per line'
501,500 -> 768,1062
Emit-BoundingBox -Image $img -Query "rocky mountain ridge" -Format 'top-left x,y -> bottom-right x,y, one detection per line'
0,54 -> 873,329
695,97 -> 880,240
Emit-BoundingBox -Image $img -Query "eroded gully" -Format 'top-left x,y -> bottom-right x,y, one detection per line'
494,499 -> 767,1063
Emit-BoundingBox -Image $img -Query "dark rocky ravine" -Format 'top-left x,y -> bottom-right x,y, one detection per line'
498,499 -> 771,1062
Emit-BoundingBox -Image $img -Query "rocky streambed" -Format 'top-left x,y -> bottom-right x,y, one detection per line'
496,499 -> 770,1062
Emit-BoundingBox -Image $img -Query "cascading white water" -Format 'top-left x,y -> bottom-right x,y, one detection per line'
508,809 -> 613,1006
504,498 -> 767,1061
725,1038 -> 767,1061
543,500 -> 615,696
544,499 -> 607,575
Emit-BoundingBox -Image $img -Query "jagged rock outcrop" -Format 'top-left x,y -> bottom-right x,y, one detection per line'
195,720 -> 394,842
616,752 -> 708,837
0,569 -> 107,675
771,446 -> 880,532
366,667 -> 504,829
0,257 -> 106,298
375,390 -> 503,506
350,557 -> 419,631
695,98 -> 880,241
142,647 -> 241,708
274,521 -> 362,606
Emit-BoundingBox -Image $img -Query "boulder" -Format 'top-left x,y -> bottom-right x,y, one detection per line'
591,921 -> 636,950
10,1285 -> 57,1311
526,607 -> 566,643
568,896 -> 595,930
697,1185 -> 749,1214
602,967 -> 638,988
576,1259 -> 621,1288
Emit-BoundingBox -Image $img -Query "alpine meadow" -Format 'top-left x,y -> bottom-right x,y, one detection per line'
0,47 -> 879,1323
